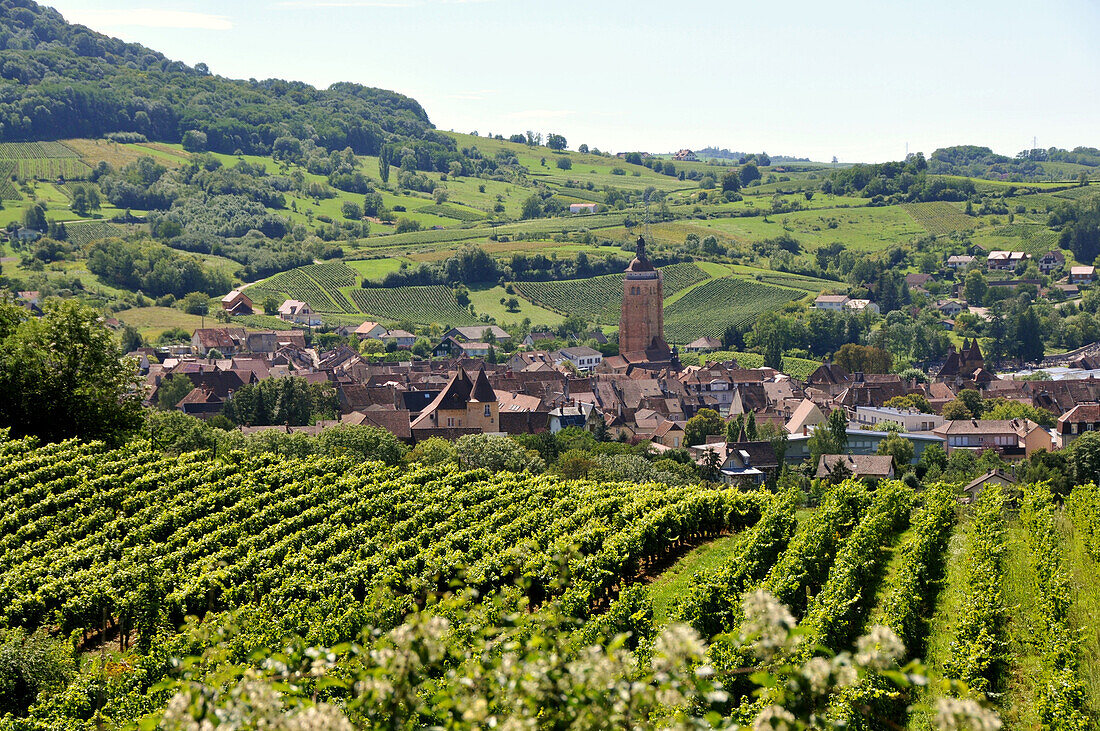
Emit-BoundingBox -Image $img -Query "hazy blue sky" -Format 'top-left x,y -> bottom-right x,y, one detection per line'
44,0 -> 1100,162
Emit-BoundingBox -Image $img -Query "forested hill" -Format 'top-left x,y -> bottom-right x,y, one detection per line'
0,0 -> 441,155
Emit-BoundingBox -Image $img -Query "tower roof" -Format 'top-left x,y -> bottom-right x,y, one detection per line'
626,236 -> 655,273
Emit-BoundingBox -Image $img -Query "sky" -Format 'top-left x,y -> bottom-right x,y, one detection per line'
43,0 -> 1100,163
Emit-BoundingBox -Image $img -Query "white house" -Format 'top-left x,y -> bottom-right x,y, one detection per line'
1070,265 -> 1096,284
354,321 -> 388,340
556,346 -> 603,373
568,203 -> 599,214
987,250 -> 1028,271
852,406 -> 944,433
814,294 -> 850,311
278,299 -> 321,326
946,255 -> 975,270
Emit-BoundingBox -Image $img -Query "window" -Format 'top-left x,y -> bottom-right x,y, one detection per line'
447,417 -> 455,427
484,404 -> 491,417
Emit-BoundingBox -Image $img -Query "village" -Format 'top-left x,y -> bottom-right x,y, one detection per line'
118,237 -> 1100,492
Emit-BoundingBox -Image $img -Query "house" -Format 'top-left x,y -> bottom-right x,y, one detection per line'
960,470 -> 1017,504
507,350 -> 556,372
382,329 -> 416,349
814,294 -> 850,311
278,300 -> 321,326
692,440 -> 779,486
785,399 -> 826,435
14,227 -> 41,243
685,336 -> 722,353
1038,250 -> 1066,274
548,403 -> 596,433
433,336 -> 491,358
652,420 -> 687,449
556,346 -> 603,373
987,250 -> 1028,271
816,454 -> 895,481
445,325 -> 511,344
936,300 -> 967,317
672,149 -> 698,162
410,368 -> 499,432
946,255 -> 975,270
1070,265 -> 1096,284
931,418 -> 1051,458
786,429 -> 944,464
852,406 -> 944,432
905,273 -> 933,291
522,331 -> 557,348
1056,402 -> 1100,448
191,327 -> 244,356
354,321 -> 388,340
16,291 -> 40,306
220,290 -> 254,316
844,299 -> 880,315
568,203 -> 599,214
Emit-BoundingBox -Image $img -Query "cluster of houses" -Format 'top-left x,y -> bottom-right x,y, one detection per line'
135,321 -> 1100,487
814,248 -> 1095,333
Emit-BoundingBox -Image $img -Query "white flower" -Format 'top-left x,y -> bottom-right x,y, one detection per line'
753,704 -> 797,730
741,590 -> 796,659
855,625 -> 905,670
934,697 -> 1003,731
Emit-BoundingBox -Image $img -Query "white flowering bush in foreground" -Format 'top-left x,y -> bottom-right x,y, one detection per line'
156,590 -> 999,730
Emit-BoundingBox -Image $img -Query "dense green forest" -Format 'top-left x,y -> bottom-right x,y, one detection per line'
0,0 -> 442,157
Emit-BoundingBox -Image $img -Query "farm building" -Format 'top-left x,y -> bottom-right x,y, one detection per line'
946,255 -> 975,269
986,250 -> 1028,270
568,203 -> 598,214
220,290 -> 254,316
814,294 -> 850,311
685,336 -> 722,353
672,149 -> 698,161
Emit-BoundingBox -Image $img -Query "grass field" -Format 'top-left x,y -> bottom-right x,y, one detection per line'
466,284 -> 565,326
646,534 -> 744,625
116,306 -> 207,340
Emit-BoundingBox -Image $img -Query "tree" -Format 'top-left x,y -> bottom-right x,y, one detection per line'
1068,431 -> 1100,485
957,389 -> 985,418
182,129 -> 208,152
984,399 -> 1054,427
521,195 -> 542,220
883,394 -> 932,413
179,292 -> 209,315
877,433 -> 914,472
121,323 -> 144,353
455,434 -> 545,473
546,133 -> 567,151
316,424 -> 406,464
739,162 -> 761,185
406,436 -> 457,466
379,154 -> 390,183
0,299 -> 143,444
23,203 -> 46,231
720,170 -> 741,192
833,343 -> 892,374
941,399 -> 972,420
555,157 -> 572,170
578,143 -> 589,154
964,269 -> 987,305
154,374 -> 193,412
224,377 -> 335,427
261,295 -> 280,314
808,409 -> 848,465
342,201 -> 362,220
685,408 -> 724,447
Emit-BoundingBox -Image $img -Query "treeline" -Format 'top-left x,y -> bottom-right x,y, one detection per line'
1051,197 -> 1100,264
0,0 -> 437,156
822,154 -> 977,201
86,238 -> 232,298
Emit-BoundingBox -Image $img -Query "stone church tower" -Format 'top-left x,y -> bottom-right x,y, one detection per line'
619,237 -> 670,356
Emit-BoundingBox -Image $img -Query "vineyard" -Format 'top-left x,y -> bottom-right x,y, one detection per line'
0,160 -> 19,199
663,277 -> 806,343
0,141 -> 92,182
350,284 -> 481,324
63,221 -> 128,246
902,201 -> 976,234
988,222 -> 1061,256
416,203 -> 488,222
514,262 -> 709,324
249,263 -> 359,314
754,271 -> 840,292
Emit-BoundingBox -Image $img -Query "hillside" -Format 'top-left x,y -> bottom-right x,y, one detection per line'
0,0 -> 438,156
